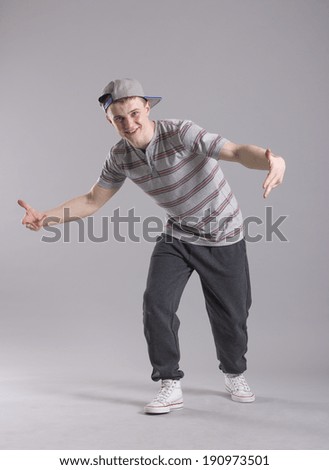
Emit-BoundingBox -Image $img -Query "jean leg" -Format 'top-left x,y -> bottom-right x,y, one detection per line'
193,239 -> 252,374
143,236 -> 193,381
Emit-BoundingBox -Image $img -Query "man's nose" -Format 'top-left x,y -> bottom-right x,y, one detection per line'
124,115 -> 134,129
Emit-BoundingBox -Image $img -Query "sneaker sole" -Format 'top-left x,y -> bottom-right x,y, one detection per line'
225,386 -> 255,403
144,401 -> 184,415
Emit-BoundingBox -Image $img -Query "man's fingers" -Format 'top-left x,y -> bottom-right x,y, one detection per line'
263,173 -> 275,189
23,212 -> 46,229
263,184 -> 279,198
25,223 -> 38,230
263,183 -> 274,198
19,199 -> 46,226
263,169 -> 283,188
22,214 -> 35,225
17,199 -> 32,211
263,185 -> 272,198
263,175 -> 278,198
263,178 -> 282,198
262,152 -> 286,198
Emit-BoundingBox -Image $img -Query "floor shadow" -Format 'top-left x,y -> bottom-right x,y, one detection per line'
183,386 -> 229,400
72,391 -> 144,408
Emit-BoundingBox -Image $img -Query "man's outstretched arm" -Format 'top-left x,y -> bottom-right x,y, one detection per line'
219,141 -> 286,199
18,183 -> 118,231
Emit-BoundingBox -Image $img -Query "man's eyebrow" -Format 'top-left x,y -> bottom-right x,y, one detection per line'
113,108 -> 141,119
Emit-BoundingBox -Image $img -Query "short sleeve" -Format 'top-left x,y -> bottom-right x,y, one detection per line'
179,120 -> 229,160
97,150 -> 126,190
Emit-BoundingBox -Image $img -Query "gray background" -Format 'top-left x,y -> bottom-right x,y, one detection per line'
1,0 -> 329,450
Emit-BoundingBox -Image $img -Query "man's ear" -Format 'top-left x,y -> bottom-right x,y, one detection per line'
106,114 -> 113,125
145,100 -> 151,115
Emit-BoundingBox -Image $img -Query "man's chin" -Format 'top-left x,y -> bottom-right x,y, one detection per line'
124,135 -> 144,149
125,136 -> 138,146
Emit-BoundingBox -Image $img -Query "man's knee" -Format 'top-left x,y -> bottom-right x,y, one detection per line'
143,287 -> 176,318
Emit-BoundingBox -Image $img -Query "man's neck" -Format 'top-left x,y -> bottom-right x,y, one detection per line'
137,120 -> 156,150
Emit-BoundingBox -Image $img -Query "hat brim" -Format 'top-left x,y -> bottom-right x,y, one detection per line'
98,94 -> 162,111
144,96 -> 162,108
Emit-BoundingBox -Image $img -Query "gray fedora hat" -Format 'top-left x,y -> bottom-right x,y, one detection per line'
98,78 -> 162,112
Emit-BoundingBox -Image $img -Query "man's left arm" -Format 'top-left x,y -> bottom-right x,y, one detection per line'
219,141 -> 286,198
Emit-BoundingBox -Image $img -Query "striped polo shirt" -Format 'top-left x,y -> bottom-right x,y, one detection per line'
97,119 -> 244,246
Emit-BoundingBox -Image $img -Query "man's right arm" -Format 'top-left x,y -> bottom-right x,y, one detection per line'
18,183 -> 119,231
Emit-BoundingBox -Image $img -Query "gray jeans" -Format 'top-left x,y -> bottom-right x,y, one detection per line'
143,234 -> 252,381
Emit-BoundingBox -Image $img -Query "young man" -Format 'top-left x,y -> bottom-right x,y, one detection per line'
18,78 -> 286,415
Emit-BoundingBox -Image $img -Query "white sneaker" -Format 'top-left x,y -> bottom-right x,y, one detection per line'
224,373 -> 255,403
144,379 -> 183,414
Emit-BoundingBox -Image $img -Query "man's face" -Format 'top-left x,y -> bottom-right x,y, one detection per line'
106,97 -> 154,149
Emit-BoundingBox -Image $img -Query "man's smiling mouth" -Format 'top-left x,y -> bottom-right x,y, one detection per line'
125,127 -> 140,135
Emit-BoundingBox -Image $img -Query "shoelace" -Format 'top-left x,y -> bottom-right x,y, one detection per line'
227,374 -> 250,392
152,381 -> 176,403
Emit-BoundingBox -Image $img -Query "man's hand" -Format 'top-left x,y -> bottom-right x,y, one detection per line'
220,142 -> 286,198
18,199 -> 47,231
262,149 -> 286,199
